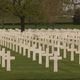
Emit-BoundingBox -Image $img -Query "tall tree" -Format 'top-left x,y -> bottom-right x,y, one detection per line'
63,0 -> 80,23
0,0 -> 42,32
63,0 -> 80,16
41,0 -> 63,23
0,0 -> 65,27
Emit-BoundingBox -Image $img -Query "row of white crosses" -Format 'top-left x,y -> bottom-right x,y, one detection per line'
0,29 -> 62,72
0,46 -> 15,71
0,29 -> 80,72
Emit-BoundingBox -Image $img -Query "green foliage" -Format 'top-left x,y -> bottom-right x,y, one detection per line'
0,0 -> 9,14
74,8 -> 80,17
0,0 -> 42,18
73,8 -> 80,23
0,0 -> 64,23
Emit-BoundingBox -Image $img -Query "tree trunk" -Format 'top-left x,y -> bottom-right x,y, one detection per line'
20,16 -> 25,32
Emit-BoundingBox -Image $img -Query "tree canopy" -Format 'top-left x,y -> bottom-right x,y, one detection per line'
0,0 -> 64,23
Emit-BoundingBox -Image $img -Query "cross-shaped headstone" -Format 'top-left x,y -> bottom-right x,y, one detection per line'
50,53 -> 62,72
4,51 -> 15,71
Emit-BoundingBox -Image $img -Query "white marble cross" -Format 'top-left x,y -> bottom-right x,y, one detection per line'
50,53 -> 62,72
0,52 -> 1,64
4,51 -> 15,71
33,45 -> 43,64
0,48 -> 15,71
75,44 -> 80,64
67,40 -> 75,61
42,47 -> 52,68
0,48 -> 6,67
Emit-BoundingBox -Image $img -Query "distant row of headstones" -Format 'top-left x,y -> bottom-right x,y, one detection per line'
0,28 -> 80,72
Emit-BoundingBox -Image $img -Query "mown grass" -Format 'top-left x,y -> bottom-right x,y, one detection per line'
0,46 -> 80,80
0,24 -> 80,80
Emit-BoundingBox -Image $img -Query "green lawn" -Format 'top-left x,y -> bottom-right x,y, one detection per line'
0,24 -> 80,29
0,46 -> 80,80
0,24 -> 80,80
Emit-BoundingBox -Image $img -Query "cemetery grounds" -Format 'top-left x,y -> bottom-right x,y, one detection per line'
0,24 -> 80,80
